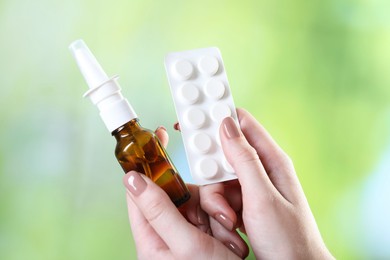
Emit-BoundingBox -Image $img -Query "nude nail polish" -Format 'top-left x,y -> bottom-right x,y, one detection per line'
124,171 -> 147,196
224,241 -> 244,258
222,117 -> 240,139
173,122 -> 181,131
215,213 -> 234,231
155,125 -> 167,132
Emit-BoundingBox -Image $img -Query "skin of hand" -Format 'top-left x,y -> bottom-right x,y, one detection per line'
195,108 -> 334,259
121,127 -> 249,259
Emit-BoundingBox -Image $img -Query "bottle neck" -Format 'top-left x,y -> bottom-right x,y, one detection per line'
112,118 -> 141,139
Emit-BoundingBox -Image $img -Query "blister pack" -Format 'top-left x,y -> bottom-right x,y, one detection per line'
165,47 -> 239,185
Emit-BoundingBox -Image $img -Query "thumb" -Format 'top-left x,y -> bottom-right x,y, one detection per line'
123,171 -> 202,253
220,117 -> 275,201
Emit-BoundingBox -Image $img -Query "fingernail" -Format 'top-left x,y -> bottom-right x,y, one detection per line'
155,125 -> 167,132
222,117 -> 240,139
173,122 -> 181,131
224,241 -> 244,258
197,205 -> 208,225
123,171 -> 147,196
214,213 -> 234,231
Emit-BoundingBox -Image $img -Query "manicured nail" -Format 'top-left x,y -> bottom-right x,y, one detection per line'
214,213 -> 234,231
155,125 -> 167,132
123,171 -> 147,196
173,122 -> 181,131
222,117 -> 240,139
224,241 -> 244,258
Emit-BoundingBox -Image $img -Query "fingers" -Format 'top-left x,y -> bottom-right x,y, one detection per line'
199,183 -> 237,231
209,217 -> 249,259
220,116 -> 277,202
180,184 -> 211,234
200,182 -> 248,258
236,108 -> 303,203
125,192 -> 169,253
123,171 -> 207,254
155,126 -> 169,148
174,120 -> 240,231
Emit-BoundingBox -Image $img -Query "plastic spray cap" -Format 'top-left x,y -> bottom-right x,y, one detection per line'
69,39 -> 137,132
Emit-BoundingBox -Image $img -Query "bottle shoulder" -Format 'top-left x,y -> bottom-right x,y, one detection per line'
115,128 -> 159,152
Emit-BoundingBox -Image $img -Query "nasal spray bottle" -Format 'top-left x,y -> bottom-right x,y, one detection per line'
69,40 -> 190,207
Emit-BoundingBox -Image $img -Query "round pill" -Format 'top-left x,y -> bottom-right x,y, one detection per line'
173,59 -> 193,80
223,159 -> 235,174
179,83 -> 200,104
198,56 -> 219,76
198,158 -> 219,179
204,79 -> 225,100
192,133 -> 213,154
211,103 -> 232,122
185,108 -> 206,129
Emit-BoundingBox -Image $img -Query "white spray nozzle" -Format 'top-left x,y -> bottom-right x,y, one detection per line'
69,39 -> 137,132
69,39 -> 110,91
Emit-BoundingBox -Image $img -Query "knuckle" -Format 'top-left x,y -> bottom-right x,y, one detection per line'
143,195 -> 167,224
233,144 -> 259,165
276,151 -> 296,173
200,193 -> 219,214
266,147 -> 295,174
282,152 -> 294,168
200,195 -> 213,210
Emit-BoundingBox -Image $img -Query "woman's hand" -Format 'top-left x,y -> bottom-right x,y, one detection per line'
121,127 -> 249,259
123,170 -> 248,259
198,108 -> 334,259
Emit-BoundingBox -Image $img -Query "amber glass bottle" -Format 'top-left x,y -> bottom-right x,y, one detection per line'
69,39 -> 190,207
113,119 -> 190,207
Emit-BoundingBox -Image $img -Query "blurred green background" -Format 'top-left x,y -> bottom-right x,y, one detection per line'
1,0 -> 389,259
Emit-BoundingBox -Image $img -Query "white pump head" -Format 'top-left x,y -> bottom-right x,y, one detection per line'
69,39 -> 137,132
